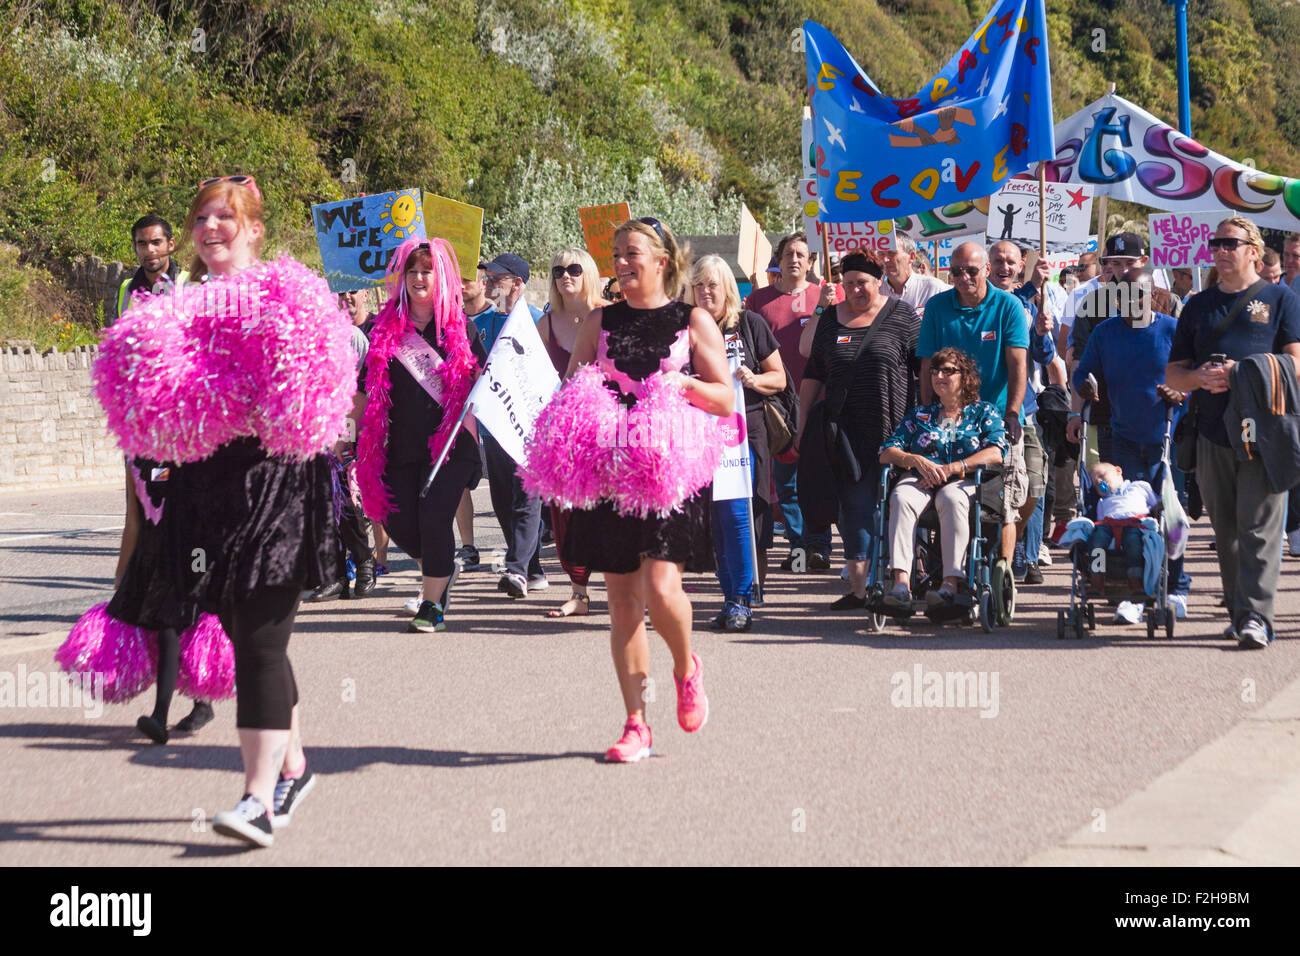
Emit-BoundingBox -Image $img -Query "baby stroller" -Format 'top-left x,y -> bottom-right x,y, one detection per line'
1057,391 -> 1179,640
865,463 -> 1015,634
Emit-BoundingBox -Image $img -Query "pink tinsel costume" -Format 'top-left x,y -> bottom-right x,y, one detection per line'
355,238 -> 480,525
90,256 -> 354,611
522,299 -> 724,574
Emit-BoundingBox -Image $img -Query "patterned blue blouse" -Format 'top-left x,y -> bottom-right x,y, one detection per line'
881,400 -> 1008,465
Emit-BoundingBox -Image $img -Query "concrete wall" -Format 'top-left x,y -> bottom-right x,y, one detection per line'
0,346 -> 121,489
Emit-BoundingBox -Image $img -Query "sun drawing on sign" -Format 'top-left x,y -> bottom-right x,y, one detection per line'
380,190 -> 423,240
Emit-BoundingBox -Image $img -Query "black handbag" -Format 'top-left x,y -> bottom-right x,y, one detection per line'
1174,279 -> 1267,473
736,312 -> 800,455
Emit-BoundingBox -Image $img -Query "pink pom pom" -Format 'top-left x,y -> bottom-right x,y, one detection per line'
520,364 -> 618,509
607,373 -> 724,518
55,604 -> 158,704
93,257 -> 354,463
176,613 -> 236,701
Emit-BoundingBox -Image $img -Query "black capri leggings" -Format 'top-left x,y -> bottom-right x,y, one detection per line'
218,585 -> 301,730
383,457 -> 477,578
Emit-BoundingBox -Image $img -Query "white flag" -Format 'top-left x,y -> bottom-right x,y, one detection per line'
468,297 -> 561,465
712,333 -> 753,501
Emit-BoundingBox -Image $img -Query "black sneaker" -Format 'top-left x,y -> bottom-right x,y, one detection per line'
175,700 -> 214,733
136,715 -> 168,745
306,580 -> 348,602
722,602 -> 753,632
455,545 -> 480,569
272,767 -> 317,829
708,607 -> 728,630
409,601 -> 445,632
213,794 -> 274,848
1023,563 -> 1043,585
808,551 -> 831,571
830,593 -> 867,610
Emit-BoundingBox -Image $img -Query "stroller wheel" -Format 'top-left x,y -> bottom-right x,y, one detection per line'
1146,609 -> 1157,640
991,558 -> 1015,626
1056,608 -> 1065,640
1165,603 -> 1176,639
1074,613 -> 1087,640
1085,603 -> 1096,630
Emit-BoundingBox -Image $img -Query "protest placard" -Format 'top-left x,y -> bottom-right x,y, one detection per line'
422,192 -> 483,282
312,189 -> 426,293
985,180 -> 1094,254
799,179 -> 895,256
738,204 -> 774,288
1148,211 -> 1223,269
579,202 -> 632,277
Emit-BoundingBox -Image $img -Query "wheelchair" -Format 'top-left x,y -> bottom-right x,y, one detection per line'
865,463 -> 1016,633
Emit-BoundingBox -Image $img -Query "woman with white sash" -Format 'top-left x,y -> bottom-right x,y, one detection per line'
355,237 -> 486,632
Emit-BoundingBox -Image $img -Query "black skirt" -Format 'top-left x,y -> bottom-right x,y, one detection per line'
560,488 -> 715,574
166,437 -> 338,612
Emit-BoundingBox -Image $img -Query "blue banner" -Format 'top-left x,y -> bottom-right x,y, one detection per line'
312,189 -> 427,293
804,0 -> 1055,222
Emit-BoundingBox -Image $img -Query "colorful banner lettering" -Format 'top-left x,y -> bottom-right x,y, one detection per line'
802,1 -> 1055,222
312,190 -> 426,294
1148,211 -> 1221,270
984,179 -> 1093,253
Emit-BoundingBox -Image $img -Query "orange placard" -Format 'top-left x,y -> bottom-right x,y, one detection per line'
579,202 -> 632,277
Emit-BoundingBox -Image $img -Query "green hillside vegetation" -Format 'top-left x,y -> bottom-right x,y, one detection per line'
3,0 -> 1299,347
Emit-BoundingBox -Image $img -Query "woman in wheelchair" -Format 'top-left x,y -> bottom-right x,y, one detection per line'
878,347 -> 1007,609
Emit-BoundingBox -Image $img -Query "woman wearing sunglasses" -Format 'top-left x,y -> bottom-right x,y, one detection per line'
94,175 -> 355,847
558,217 -> 733,762
879,347 -> 1007,608
538,248 -> 608,618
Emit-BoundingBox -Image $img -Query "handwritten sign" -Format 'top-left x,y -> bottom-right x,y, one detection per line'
738,203 -> 774,289
579,202 -> 632,277
799,179 -> 895,256
422,193 -> 483,282
312,189 -> 426,293
1148,211 -> 1223,269
985,180 -> 1094,255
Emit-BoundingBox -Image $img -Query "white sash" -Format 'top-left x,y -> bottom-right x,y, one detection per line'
395,329 -> 478,439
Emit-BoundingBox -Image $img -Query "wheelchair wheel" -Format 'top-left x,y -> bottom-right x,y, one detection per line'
868,609 -> 888,633
991,558 -> 1015,626
1146,608 -> 1157,640
980,589 -> 994,634
1085,603 -> 1096,630
1056,608 -> 1065,640
1165,603 -> 1176,640
1074,613 -> 1086,640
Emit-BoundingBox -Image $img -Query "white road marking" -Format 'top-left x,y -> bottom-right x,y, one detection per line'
0,525 -> 124,544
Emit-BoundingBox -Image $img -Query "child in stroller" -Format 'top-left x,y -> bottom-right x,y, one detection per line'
1077,461 -> 1159,599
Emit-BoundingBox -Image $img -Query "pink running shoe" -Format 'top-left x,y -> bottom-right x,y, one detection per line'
604,716 -> 653,763
675,652 -> 709,732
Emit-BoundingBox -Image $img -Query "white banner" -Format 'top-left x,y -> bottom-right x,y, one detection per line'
985,180 -> 1094,254
1047,92 -> 1300,232
467,297 -> 560,465
712,333 -> 753,502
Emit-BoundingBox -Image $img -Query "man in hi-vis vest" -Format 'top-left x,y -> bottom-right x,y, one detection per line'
113,215 -> 188,324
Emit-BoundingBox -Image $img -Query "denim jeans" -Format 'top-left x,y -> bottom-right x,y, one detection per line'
712,497 -> 755,603
773,459 -> 832,555
837,465 -> 881,564
1110,433 -> 1190,595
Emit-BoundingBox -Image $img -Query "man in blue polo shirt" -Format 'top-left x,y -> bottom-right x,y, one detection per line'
1072,268 -> 1191,617
919,241 -> 1030,566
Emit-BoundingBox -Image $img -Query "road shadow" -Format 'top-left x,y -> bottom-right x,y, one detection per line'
0,722 -> 605,771
0,817 -> 249,857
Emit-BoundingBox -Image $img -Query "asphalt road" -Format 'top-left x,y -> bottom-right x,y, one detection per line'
1,480 -> 1297,865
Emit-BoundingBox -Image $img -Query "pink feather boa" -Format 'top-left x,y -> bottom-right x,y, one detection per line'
521,367 -> 724,518
356,238 -> 478,524
93,256 -> 354,462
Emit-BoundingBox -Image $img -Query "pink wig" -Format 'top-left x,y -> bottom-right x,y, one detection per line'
356,237 -> 479,523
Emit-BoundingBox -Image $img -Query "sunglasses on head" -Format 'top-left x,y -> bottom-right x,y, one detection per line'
638,216 -> 669,248
1208,237 -> 1251,251
199,174 -> 261,201
951,266 -> 983,279
551,263 -> 583,280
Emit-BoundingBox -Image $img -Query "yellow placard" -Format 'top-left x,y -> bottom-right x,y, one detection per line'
422,192 -> 484,282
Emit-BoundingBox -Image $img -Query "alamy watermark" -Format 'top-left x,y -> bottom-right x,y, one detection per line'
890,664 -> 999,718
0,663 -> 103,718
